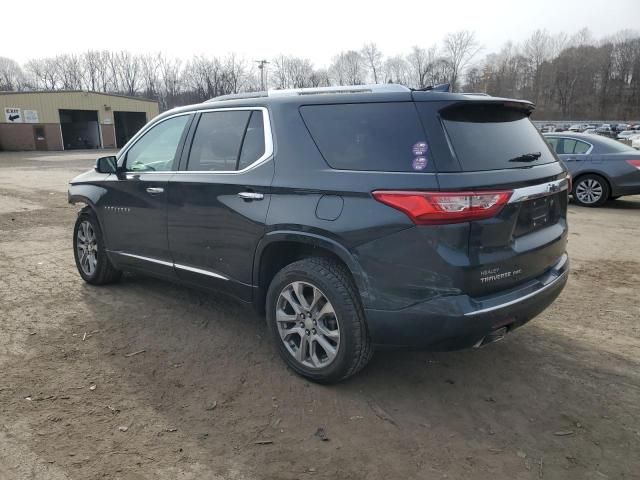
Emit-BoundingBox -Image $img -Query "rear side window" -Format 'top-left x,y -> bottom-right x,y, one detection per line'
441,104 -> 556,171
300,103 -> 433,172
188,111 -> 251,171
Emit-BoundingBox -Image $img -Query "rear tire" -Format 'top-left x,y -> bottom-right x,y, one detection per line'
73,208 -> 122,285
572,174 -> 610,207
266,257 -> 373,383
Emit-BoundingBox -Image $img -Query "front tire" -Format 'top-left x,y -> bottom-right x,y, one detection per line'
573,174 -> 610,207
266,257 -> 373,383
73,208 -> 122,285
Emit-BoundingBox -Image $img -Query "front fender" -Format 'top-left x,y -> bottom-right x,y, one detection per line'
253,230 -> 371,304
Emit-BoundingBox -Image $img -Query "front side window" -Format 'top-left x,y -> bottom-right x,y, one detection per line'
125,115 -> 190,172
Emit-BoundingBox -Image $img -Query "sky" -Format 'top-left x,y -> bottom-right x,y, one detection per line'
5,0 -> 640,67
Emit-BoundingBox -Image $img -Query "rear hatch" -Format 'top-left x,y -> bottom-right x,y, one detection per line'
414,96 -> 568,297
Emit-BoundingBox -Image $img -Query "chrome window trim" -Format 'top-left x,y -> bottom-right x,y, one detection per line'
544,135 -> 594,155
507,177 -> 569,204
110,251 -> 229,281
118,107 -> 274,176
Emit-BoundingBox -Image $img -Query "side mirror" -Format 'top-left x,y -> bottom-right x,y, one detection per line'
95,156 -> 118,174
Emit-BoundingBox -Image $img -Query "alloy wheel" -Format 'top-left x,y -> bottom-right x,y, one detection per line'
275,281 -> 341,369
76,220 -> 98,276
575,178 -> 603,205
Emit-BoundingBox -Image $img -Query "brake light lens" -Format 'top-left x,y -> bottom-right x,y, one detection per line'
372,190 -> 512,225
627,160 -> 640,170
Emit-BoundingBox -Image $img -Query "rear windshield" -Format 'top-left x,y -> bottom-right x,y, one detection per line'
441,103 -> 556,171
300,103 -> 433,172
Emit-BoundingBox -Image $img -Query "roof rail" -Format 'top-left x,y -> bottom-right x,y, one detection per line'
207,84 -> 410,102
411,83 -> 451,93
268,84 -> 410,97
206,91 -> 267,102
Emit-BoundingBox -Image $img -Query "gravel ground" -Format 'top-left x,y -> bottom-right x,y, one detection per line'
0,150 -> 639,480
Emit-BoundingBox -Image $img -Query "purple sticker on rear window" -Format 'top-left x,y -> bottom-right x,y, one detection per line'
412,156 -> 428,171
412,141 -> 428,156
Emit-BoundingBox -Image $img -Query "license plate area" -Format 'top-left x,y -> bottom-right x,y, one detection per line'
513,193 -> 562,237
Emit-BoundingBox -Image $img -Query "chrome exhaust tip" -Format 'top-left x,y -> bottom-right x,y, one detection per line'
473,326 -> 508,348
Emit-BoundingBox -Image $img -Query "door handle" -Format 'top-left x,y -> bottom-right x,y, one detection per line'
146,187 -> 164,194
238,191 -> 264,201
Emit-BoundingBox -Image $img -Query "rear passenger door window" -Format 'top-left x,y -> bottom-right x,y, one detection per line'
187,109 -> 267,172
187,111 -> 251,171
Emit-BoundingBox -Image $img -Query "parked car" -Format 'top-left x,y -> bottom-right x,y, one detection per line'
617,130 -> 638,141
69,84 -> 570,383
596,125 -> 615,137
569,123 -> 590,132
583,128 -> 597,135
631,134 -> 640,150
614,123 -> 631,132
544,132 -> 640,206
541,124 -> 559,133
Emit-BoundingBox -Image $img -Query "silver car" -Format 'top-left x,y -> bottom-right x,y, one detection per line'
544,133 -> 640,207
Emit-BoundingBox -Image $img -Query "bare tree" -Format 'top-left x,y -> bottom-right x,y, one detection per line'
442,30 -> 481,91
140,53 -> 161,99
159,56 -> 183,109
406,45 -> 439,88
114,51 -> 141,96
361,42 -> 383,83
55,54 -> 84,90
0,57 -> 26,91
25,58 -> 60,90
383,55 -> 411,85
523,29 -> 551,103
330,51 -> 365,85
272,55 -> 315,89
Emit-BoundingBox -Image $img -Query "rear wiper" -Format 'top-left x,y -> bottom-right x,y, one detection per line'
509,152 -> 542,162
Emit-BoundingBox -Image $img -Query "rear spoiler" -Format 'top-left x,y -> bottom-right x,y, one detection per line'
439,99 -> 536,119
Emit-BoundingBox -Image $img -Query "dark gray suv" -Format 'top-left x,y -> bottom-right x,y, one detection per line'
69,84 -> 569,383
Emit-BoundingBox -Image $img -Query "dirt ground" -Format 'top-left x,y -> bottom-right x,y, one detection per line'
0,150 -> 639,480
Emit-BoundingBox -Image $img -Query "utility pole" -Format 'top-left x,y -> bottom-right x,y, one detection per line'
255,59 -> 269,91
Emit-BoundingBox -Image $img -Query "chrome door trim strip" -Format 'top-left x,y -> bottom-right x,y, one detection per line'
110,251 -> 229,281
464,268 -> 568,316
113,251 -> 174,267
174,263 -> 229,280
508,177 -> 569,203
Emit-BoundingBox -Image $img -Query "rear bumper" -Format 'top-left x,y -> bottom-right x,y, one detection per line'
365,254 -> 569,349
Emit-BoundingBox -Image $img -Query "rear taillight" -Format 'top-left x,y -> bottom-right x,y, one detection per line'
372,190 -> 512,225
627,160 -> 640,170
